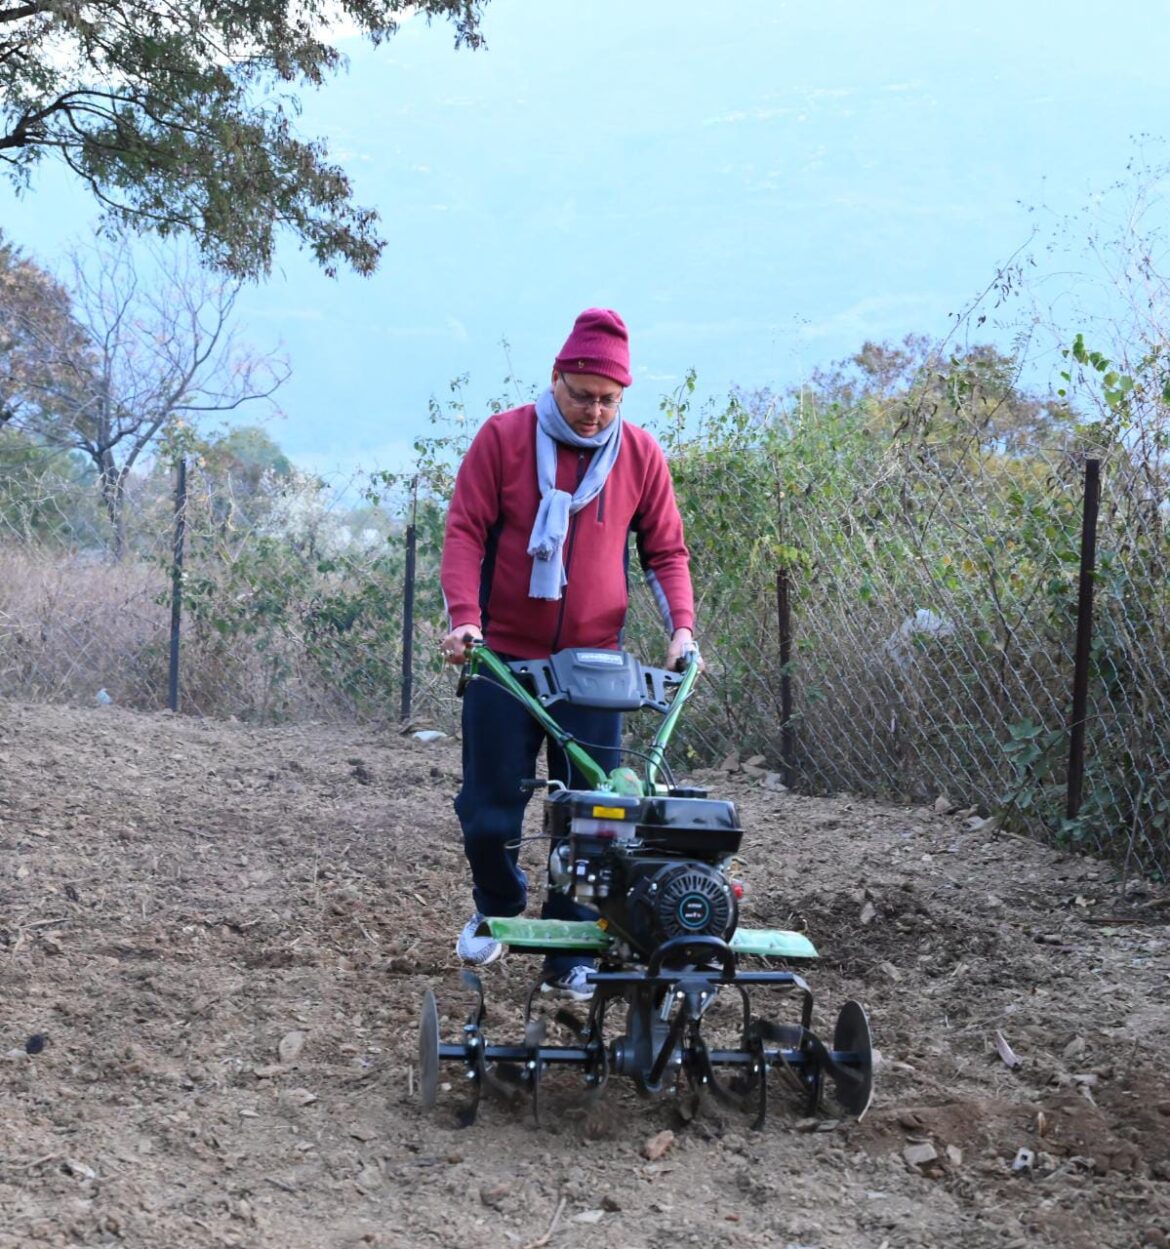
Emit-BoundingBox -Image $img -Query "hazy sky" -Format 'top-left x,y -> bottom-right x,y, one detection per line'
4,1 -> 1169,481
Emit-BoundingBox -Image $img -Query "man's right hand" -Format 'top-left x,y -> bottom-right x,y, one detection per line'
441,625 -> 483,665
666,627 -> 704,673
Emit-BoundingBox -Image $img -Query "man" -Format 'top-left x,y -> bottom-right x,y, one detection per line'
439,308 -> 697,1001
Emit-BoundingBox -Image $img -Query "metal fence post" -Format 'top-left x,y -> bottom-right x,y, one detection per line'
1066,458 -> 1101,821
400,477 -> 418,722
776,567 -> 795,786
168,456 -> 187,713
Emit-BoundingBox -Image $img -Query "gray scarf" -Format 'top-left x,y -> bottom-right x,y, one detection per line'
527,386 -> 623,599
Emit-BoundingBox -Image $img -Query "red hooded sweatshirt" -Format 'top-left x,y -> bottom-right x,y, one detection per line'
440,404 -> 695,658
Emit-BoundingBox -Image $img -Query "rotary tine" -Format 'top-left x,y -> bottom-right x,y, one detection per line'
524,1018 -> 547,1125
690,1032 -> 769,1129
460,969 -> 487,1028
451,970 -> 489,1127
552,1006 -> 587,1038
745,1018 -> 820,1109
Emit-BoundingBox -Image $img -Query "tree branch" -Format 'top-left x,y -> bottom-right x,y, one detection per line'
0,1 -> 486,275
0,5 -> 42,24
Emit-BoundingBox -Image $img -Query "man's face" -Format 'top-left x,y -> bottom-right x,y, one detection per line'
553,370 -> 624,437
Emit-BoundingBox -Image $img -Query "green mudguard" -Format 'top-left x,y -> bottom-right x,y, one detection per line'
477,918 -> 611,950
731,928 -> 818,960
477,917 -> 818,960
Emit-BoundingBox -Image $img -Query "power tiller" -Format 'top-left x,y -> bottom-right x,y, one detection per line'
419,644 -> 873,1128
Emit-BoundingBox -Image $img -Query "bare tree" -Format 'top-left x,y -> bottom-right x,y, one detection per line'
18,234 -> 289,557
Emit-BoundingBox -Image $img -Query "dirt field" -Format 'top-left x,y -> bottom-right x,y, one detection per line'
2,697 -> 1170,1249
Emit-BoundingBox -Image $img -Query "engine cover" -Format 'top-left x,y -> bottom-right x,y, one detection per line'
627,861 -> 737,947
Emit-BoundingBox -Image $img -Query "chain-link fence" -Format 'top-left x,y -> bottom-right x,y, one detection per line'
636,361 -> 1170,878
0,449 -> 451,724
2,360 -> 1168,876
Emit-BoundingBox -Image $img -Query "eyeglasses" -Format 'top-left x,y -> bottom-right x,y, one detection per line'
558,376 -> 623,413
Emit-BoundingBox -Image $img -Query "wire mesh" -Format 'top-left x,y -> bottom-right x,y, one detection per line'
1,388 -> 1167,876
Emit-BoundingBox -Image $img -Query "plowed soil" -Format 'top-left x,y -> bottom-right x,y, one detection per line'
2,699 -> 1170,1249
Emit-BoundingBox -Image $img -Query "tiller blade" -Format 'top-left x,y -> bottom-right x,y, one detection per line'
418,963 -> 873,1129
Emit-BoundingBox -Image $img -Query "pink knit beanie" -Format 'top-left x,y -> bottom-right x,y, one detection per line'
554,308 -> 633,387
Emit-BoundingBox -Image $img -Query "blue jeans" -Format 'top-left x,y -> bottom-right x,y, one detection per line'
454,669 -> 621,977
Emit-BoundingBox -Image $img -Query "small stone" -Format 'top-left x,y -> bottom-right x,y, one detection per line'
354,1163 -> 382,1194
859,901 -> 877,925
479,1182 -> 511,1208
278,1030 -> 307,1066
903,1142 -> 938,1167
642,1129 -> 675,1161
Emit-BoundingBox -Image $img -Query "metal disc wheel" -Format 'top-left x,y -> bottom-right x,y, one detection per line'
418,989 -> 440,1110
830,1000 -> 873,1118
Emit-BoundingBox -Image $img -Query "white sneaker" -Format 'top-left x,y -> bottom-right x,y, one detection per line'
540,965 -> 595,1002
455,912 -> 504,965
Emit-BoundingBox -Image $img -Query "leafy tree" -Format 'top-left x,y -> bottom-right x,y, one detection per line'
0,229 -> 91,430
1,2 -> 486,278
146,423 -> 296,541
215,426 -> 294,483
803,335 -> 1073,456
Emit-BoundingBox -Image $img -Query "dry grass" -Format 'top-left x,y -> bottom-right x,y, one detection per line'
0,547 -> 167,707
0,546 -> 450,724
